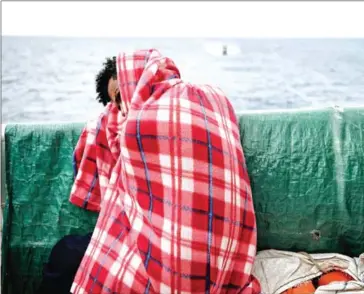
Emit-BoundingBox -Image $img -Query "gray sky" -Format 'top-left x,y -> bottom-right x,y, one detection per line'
2,1 -> 364,38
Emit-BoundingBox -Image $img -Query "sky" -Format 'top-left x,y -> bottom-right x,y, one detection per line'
2,1 -> 364,38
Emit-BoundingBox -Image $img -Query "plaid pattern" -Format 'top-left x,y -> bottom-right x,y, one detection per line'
71,103 -> 124,212
70,49 -> 261,293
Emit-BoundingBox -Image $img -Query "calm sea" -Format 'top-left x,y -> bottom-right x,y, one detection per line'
2,37 -> 364,123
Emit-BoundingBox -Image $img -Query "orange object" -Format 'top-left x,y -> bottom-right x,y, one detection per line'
318,270 -> 354,286
282,281 -> 316,294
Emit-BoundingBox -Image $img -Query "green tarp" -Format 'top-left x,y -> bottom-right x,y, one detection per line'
2,107 -> 364,293
239,107 -> 364,256
2,123 -> 98,294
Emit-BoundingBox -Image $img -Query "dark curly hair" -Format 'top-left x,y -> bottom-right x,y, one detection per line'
95,56 -> 117,105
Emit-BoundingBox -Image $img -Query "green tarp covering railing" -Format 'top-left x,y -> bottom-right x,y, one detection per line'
2,107 -> 364,294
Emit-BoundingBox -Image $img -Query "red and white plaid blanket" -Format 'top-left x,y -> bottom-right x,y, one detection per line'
70,49 -> 260,293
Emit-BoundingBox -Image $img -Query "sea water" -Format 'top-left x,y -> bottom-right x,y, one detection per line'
2,37 -> 364,123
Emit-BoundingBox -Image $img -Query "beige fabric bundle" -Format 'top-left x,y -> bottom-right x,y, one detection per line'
252,249 -> 364,294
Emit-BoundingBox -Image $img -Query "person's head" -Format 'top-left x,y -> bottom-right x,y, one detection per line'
95,56 -> 121,109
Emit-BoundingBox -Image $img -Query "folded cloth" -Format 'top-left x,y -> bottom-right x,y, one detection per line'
252,249 -> 364,294
69,49 -> 260,293
70,102 -> 124,212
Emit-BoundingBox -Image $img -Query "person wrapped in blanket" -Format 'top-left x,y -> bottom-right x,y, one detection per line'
38,49 -> 261,294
